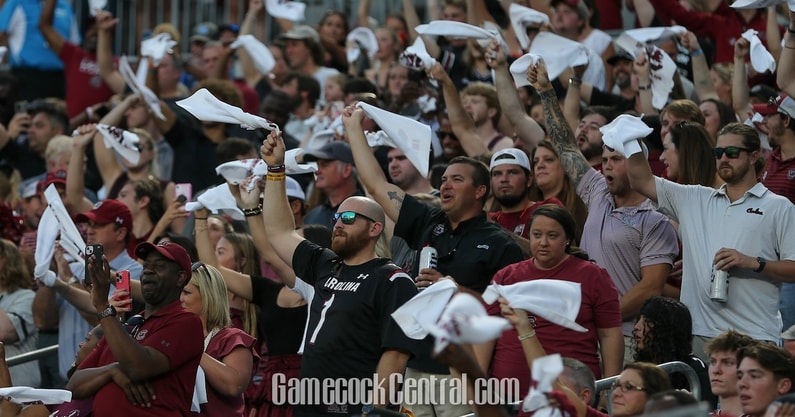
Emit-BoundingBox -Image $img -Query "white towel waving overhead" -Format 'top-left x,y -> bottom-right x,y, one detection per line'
599,114 -> 652,158
356,102 -> 432,176
509,53 -> 542,88
346,27 -> 378,64
177,88 -> 280,132
34,207 -> 58,287
528,32 -> 589,82
415,21 -> 495,40
614,39 -> 676,111
509,3 -> 550,51
185,183 -> 245,220
730,0 -> 783,8
0,387 -> 72,405
741,29 -> 776,74
266,0 -> 306,21
522,354 -> 565,413
391,279 -> 458,340
43,185 -> 86,267
119,56 -> 167,120
88,0 -> 107,16
618,26 -> 686,48
140,33 -> 177,66
482,280 -> 588,333
400,37 -> 436,71
231,35 -> 276,75
284,148 -> 319,175
425,293 -> 512,354
96,124 -> 141,165
216,158 -> 266,185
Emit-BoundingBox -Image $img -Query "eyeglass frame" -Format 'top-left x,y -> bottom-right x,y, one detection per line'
712,146 -> 754,159
610,380 -> 646,393
333,211 -> 378,225
435,129 -> 458,141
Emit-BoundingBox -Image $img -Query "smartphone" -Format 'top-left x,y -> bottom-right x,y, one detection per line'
175,183 -> 192,202
84,244 -> 104,285
14,100 -> 28,114
114,270 -> 131,302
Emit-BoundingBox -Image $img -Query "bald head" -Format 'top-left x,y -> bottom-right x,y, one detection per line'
339,196 -> 386,225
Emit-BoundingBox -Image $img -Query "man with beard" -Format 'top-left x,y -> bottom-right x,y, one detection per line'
609,50 -> 635,100
343,105 -> 523,417
39,0 -> 115,118
532,61 -> 678,364
66,241 -> 203,416
625,121 -> 795,361
259,130 -> 420,416
754,94 -> 795,336
488,148 -> 561,238
575,106 -> 617,170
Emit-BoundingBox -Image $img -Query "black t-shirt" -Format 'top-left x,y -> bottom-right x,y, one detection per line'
250,275 -> 307,355
0,139 -> 45,180
291,240 -> 421,416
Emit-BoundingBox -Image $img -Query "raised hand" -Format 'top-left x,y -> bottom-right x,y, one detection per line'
260,130 -> 286,167
527,58 -> 552,91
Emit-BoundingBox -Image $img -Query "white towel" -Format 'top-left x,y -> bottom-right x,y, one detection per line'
0,387 -> 72,405
190,366 -> 208,412
415,21 -> 495,40
617,26 -> 687,47
231,35 -> 276,75
96,124 -> 141,165
730,0 -> 782,8
742,29 -> 776,74
42,185 -> 86,268
140,33 -> 177,66
509,53 -> 542,88
184,183 -> 245,220
119,56 -> 167,120
346,27 -> 378,64
285,149 -> 319,175
482,280 -> 588,333
88,0 -> 107,16
177,88 -> 280,132
528,32 -> 589,82
399,37 -> 436,71
266,0 -> 306,22
615,37 -> 677,110
599,114 -> 652,158
356,102 -> 433,176
391,279 -> 458,340
424,293 -> 512,354
216,158 -> 266,185
522,354 -> 564,413
34,207 -> 58,286
509,3 -> 550,51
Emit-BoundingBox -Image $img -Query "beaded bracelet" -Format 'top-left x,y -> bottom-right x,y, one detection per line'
242,205 -> 264,217
267,172 -> 286,181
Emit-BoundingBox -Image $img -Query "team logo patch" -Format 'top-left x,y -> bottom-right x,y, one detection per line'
788,169 -> 795,180
432,224 -> 446,236
135,329 -> 148,340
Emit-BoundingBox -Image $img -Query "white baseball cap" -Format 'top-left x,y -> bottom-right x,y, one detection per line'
489,148 -> 531,172
285,176 -> 305,201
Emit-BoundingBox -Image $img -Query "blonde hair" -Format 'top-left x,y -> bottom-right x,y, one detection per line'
189,264 -> 232,331
44,135 -> 73,165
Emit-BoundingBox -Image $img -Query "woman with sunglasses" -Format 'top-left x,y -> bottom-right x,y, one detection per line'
477,205 -> 623,402
181,262 -> 258,417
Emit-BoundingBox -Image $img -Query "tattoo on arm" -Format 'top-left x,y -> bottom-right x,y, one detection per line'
538,89 -> 592,185
387,190 -> 405,212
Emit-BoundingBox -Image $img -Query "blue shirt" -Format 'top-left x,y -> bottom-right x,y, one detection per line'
0,0 -> 79,70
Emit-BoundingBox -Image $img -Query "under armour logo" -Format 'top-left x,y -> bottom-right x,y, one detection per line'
356,274 -> 369,280
477,244 -> 490,250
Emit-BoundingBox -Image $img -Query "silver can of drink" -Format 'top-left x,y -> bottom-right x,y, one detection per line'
419,247 -> 438,271
709,266 -> 729,302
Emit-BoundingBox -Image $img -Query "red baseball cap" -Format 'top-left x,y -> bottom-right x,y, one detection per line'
135,241 -> 192,279
43,169 -> 67,188
75,199 -> 133,230
753,94 -> 795,118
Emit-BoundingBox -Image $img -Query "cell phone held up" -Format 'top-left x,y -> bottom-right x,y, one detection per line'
84,244 -> 104,285
114,270 -> 131,303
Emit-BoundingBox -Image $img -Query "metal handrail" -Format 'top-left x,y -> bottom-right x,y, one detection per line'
6,344 -> 59,367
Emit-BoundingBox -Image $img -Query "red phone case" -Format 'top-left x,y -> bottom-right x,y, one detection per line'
115,270 -> 131,302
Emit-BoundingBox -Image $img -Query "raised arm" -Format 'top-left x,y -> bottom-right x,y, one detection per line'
778,13 -> 795,97
38,0 -> 66,56
529,60 -> 593,186
563,65 -> 586,134
766,7 -> 782,63
626,146 -> 658,202
486,41 -> 545,150
680,31 -> 719,102
95,11 -> 125,94
239,0 -> 266,87
260,131 -> 307,285
67,126 -> 99,213
342,105 -> 405,222
357,0 -> 374,28
732,37 -> 753,119
634,53 -> 658,115
428,62 -> 488,156
403,0 -> 422,45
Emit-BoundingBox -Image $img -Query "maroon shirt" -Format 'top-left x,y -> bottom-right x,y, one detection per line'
761,148 -> 795,205
80,300 -> 204,416
59,43 -> 115,118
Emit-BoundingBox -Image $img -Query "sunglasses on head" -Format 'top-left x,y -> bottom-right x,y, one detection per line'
333,211 -> 376,225
712,146 -> 753,159
191,261 -> 209,274
435,130 -> 458,141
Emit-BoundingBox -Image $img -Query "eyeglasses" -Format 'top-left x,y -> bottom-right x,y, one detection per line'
712,146 -> 753,159
611,380 -> 646,393
333,211 -> 377,225
435,130 -> 458,141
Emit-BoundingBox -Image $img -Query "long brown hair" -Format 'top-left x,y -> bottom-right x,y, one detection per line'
0,239 -> 32,292
669,122 -> 716,186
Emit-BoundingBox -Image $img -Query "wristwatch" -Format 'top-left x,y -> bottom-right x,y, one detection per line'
97,305 -> 117,320
755,257 -> 766,273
